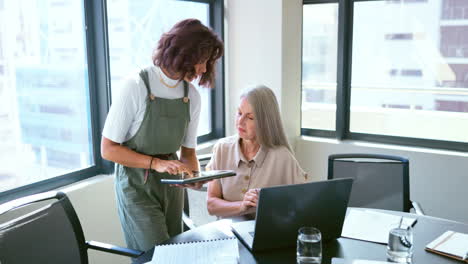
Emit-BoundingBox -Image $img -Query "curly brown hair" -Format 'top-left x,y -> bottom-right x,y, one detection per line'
152,19 -> 224,88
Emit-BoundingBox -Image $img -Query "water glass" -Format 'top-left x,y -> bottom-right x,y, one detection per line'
297,227 -> 322,264
387,223 -> 413,263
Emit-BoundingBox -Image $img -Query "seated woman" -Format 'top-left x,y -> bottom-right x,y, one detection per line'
206,85 -> 308,218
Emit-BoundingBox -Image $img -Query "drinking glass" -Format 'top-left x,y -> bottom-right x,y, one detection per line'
297,227 -> 322,264
387,223 -> 413,263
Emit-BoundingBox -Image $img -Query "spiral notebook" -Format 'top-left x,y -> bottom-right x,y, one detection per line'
332,258 -> 394,264
425,230 -> 468,262
146,237 -> 239,264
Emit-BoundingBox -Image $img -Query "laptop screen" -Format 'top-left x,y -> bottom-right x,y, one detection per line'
249,178 -> 353,251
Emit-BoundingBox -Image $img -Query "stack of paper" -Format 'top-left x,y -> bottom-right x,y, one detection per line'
341,209 -> 417,244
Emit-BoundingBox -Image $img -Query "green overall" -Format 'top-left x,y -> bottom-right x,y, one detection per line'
114,69 -> 190,251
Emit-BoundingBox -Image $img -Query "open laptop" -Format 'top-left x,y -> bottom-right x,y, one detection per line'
231,178 -> 353,252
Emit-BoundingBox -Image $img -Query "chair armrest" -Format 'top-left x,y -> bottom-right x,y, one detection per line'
197,153 -> 212,163
86,241 -> 143,258
411,201 -> 425,216
198,153 -> 212,170
182,212 -> 196,230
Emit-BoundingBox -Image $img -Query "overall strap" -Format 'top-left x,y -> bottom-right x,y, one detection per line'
139,69 -> 155,101
183,81 -> 189,103
183,81 -> 191,121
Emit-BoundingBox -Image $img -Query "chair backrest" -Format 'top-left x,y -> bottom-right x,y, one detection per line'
0,192 -> 88,264
328,153 -> 410,212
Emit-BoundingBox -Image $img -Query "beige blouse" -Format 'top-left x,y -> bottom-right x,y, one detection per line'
206,135 -> 308,202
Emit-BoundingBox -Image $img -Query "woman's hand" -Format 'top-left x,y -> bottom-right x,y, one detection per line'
152,158 -> 191,175
239,188 -> 259,214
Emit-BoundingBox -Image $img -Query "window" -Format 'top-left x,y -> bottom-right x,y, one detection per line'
107,0 -> 219,138
388,69 -> 423,77
0,0 -> 224,202
401,69 -> 423,77
385,33 -> 414,40
442,0 -> 468,20
301,3 -> 339,131
387,0 -> 428,3
302,0 -> 468,151
0,0 -> 93,195
441,26 -> 468,58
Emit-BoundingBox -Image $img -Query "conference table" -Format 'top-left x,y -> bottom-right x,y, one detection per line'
135,208 -> 468,264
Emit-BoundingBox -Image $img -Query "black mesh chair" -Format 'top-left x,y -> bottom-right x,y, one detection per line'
328,153 -> 424,215
0,191 -> 143,264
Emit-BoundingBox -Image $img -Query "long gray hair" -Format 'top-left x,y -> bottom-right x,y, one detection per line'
240,85 -> 292,152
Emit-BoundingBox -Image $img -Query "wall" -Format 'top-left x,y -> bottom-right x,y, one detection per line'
224,0 -> 283,135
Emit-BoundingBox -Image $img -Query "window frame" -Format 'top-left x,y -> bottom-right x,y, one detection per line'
301,0 -> 468,152
0,0 -> 225,204
189,0 -> 226,144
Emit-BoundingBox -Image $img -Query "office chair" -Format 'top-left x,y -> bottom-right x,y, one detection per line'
182,153 -> 217,230
0,191 -> 143,264
328,153 -> 424,215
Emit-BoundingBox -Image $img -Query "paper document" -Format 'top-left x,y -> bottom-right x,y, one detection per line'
426,230 -> 468,261
147,237 -> 238,264
341,209 -> 417,244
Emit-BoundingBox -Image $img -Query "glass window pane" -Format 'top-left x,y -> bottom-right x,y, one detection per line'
0,0 -> 94,193
107,0 -> 211,136
351,0 -> 468,143
301,4 -> 339,131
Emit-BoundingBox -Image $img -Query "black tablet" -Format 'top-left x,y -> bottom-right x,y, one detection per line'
160,170 -> 236,184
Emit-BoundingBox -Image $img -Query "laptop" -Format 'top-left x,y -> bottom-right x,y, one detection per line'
231,178 -> 353,252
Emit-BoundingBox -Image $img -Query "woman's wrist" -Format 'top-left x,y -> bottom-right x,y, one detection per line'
150,157 -> 160,170
237,201 -> 246,215
148,156 -> 154,170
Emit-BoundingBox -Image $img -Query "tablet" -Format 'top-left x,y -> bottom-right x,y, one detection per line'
160,170 -> 236,184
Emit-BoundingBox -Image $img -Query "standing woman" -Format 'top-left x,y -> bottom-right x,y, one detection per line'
101,19 -> 223,251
